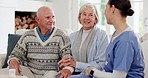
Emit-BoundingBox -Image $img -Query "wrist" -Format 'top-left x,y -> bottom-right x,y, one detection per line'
63,66 -> 74,74
89,68 -> 95,77
72,60 -> 76,68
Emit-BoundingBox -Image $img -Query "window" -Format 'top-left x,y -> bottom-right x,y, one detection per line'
79,0 -> 144,34
132,0 -> 144,33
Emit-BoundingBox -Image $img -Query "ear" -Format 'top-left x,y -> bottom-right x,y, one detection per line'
78,14 -> 82,24
35,17 -> 39,23
111,5 -> 115,13
95,16 -> 99,24
53,21 -> 55,25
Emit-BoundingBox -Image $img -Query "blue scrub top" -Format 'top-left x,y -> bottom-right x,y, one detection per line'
104,31 -> 144,78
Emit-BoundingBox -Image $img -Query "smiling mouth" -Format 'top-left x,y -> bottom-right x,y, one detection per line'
84,21 -> 91,24
83,19 -> 91,24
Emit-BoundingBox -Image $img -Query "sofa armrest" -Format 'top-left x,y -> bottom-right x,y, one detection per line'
0,54 -> 6,69
141,40 -> 148,78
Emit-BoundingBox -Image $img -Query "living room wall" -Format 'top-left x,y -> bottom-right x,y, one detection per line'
0,0 -> 53,54
52,0 -> 79,31
144,0 -> 148,33
0,0 -> 79,54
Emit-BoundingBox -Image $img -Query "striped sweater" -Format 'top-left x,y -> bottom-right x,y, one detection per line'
9,27 -> 71,75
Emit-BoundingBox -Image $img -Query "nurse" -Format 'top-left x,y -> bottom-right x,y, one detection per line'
84,0 -> 145,78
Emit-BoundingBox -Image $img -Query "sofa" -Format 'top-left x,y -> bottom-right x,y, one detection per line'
0,54 -> 6,69
141,33 -> 148,77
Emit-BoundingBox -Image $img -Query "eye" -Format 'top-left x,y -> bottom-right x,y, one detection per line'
82,13 -> 86,16
89,13 -> 94,16
46,16 -> 50,19
52,16 -> 55,18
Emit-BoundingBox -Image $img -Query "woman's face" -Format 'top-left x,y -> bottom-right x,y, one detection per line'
105,3 -> 113,24
80,7 -> 97,30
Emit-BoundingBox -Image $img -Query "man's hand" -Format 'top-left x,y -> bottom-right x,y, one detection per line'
56,69 -> 72,78
58,57 -> 76,69
9,59 -> 21,75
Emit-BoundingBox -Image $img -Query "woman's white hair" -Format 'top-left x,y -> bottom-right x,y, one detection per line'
78,3 -> 99,25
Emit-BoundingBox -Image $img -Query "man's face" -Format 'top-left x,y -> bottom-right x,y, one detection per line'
37,8 -> 55,31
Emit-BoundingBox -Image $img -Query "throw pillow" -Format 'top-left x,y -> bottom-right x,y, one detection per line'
2,34 -> 21,68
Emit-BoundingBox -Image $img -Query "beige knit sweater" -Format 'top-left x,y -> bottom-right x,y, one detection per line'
9,27 -> 71,75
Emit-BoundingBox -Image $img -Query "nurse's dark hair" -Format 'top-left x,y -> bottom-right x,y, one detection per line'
108,0 -> 134,17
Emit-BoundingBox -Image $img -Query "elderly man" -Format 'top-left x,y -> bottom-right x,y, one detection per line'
8,6 -> 73,78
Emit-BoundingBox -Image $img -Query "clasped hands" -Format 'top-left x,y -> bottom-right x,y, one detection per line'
58,57 -> 94,77
56,56 -> 76,78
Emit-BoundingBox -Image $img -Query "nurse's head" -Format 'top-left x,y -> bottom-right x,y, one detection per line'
78,3 -> 99,30
105,0 -> 134,24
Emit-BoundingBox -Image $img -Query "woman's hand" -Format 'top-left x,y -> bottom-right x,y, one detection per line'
58,56 -> 76,69
85,67 -> 94,76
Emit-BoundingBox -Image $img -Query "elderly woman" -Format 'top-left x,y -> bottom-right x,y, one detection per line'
58,3 -> 109,77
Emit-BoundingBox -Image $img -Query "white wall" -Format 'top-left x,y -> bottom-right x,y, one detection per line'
52,0 -> 71,30
0,7 -> 15,54
0,0 -> 79,54
144,0 -> 148,33
52,0 -> 79,32
0,0 -> 53,54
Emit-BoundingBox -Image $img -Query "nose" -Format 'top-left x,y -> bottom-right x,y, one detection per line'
85,18 -> 90,20
48,17 -> 54,22
84,15 -> 90,19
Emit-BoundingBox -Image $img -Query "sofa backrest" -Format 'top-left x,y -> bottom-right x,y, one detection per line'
2,34 -> 21,68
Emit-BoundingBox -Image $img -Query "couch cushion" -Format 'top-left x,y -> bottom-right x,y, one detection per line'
2,34 -> 21,68
141,40 -> 148,78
